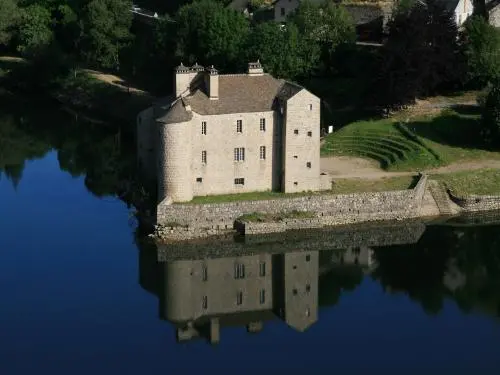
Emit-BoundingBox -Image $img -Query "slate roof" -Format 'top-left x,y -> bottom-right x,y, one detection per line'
156,98 -> 193,124
185,74 -> 295,116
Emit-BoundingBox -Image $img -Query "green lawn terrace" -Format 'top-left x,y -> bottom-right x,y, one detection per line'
321,104 -> 500,172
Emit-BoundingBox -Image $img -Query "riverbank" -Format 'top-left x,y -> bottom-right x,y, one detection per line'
0,56 -> 154,128
151,173 -> 500,242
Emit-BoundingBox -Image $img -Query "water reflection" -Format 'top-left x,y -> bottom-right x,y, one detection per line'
139,222 -> 428,344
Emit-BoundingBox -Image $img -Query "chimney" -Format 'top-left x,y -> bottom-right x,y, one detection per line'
248,60 -> 264,76
206,65 -> 219,100
174,63 -> 191,97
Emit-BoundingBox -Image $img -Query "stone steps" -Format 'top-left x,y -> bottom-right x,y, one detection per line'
429,180 -> 455,216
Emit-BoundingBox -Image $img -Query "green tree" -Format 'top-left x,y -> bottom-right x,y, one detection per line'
246,22 -> 318,80
81,0 -> 133,70
174,0 -> 249,71
289,0 -> 355,71
461,15 -> 500,87
0,0 -> 20,47
481,83 -> 500,146
16,4 -> 54,56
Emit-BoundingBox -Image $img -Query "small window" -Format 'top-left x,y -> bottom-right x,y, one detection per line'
234,263 -> 245,278
234,178 -> 245,186
293,155 -> 298,159
294,129 -> 299,135
202,296 -> 208,309
280,7 -> 285,16
201,150 -> 207,164
306,255 -> 311,262
294,182 -> 298,186
196,177 -> 203,183
306,162 -> 311,168
201,121 -> 207,135
307,131 -> 312,137
236,119 -> 243,133
202,265 -> 208,281
306,284 -> 311,293
259,289 -> 266,304
259,262 -> 266,277
260,118 -> 266,131
309,104 -> 313,111
292,288 -> 298,296
259,146 -> 266,160
234,147 -> 245,162
237,291 -> 243,305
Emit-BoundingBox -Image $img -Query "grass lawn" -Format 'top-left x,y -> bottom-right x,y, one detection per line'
183,190 -> 332,204
322,105 -> 500,172
432,169 -> 500,196
331,175 -> 418,193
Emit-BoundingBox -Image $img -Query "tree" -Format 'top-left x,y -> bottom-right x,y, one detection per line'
16,4 -> 54,56
481,83 -> 500,146
81,0 -> 133,70
246,22 -> 318,80
174,0 -> 249,71
289,0 -> 355,72
461,15 -> 500,87
0,0 -> 20,47
369,0 -> 465,110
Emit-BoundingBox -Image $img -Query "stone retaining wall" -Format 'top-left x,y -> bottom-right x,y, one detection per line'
155,174 -> 428,240
448,190 -> 500,212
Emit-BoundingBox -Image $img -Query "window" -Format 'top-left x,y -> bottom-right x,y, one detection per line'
234,263 -> 245,279
293,288 -> 298,296
307,131 -> 312,137
309,104 -> 313,110
280,7 -> 285,16
202,296 -> 208,309
260,118 -> 266,131
234,178 -> 245,186
306,162 -> 311,168
237,291 -> 243,305
259,146 -> 266,160
234,147 -> 245,162
293,155 -> 298,159
306,255 -> 311,262
294,129 -> 299,135
201,151 -> 207,164
306,284 -> 311,293
236,119 -> 243,133
294,182 -> 298,186
259,262 -> 266,277
201,121 -> 207,135
202,265 -> 208,281
196,177 -> 203,183
259,289 -> 266,304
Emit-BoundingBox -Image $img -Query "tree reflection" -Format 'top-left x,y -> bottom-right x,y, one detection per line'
0,93 -> 152,212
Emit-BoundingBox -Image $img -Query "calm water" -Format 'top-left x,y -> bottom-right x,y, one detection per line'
2,99 -> 500,374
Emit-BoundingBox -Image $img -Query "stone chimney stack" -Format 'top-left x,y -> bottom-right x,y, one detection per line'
248,60 -> 264,76
206,65 -> 219,100
174,63 -> 191,97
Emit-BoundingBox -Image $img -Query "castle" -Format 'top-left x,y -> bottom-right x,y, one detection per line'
137,61 -> 322,204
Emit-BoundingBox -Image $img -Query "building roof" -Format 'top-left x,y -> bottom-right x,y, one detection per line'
156,98 -> 193,124
184,73 -> 293,116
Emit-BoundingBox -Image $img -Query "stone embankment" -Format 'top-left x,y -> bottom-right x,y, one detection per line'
153,174 -> 428,241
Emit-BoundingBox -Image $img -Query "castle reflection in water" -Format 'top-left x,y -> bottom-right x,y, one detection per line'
139,222 -> 427,344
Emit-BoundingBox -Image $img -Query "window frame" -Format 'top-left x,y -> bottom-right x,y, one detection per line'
260,118 -> 266,132
236,119 -> 243,133
201,150 -> 207,164
201,121 -> 207,135
259,146 -> 266,160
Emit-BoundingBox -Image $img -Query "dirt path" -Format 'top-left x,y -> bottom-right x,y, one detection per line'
320,156 -> 500,179
83,69 -> 150,96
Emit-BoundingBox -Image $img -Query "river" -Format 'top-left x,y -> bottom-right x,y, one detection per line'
1,98 -> 500,374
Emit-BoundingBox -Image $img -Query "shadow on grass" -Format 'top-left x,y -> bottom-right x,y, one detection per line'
408,113 -> 492,151
449,104 -> 482,117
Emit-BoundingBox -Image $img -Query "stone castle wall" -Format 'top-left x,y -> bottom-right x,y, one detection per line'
156,175 -> 428,238
448,190 -> 500,212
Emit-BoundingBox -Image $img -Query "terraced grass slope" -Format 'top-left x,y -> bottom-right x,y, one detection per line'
321,118 -> 441,171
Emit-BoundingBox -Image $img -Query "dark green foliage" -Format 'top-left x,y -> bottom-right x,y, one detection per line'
461,15 -> 500,87
0,0 -> 21,47
174,0 -> 249,71
369,0 -> 465,110
481,84 -> 500,146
